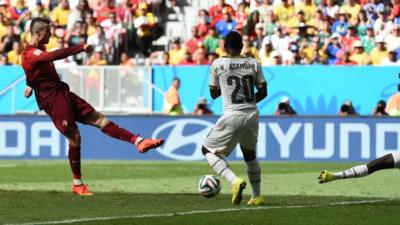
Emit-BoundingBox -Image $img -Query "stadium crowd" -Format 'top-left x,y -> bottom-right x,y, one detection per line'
0,0 -> 399,66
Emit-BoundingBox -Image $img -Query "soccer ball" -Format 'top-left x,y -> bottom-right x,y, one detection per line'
198,175 -> 221,198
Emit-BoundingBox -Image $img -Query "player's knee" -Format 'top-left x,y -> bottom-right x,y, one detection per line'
202,146 -> 210,156
96,114 -> 109,128
242,148 -> 256,161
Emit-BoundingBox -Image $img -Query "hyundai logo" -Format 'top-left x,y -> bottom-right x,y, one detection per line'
152,119 -> 214,160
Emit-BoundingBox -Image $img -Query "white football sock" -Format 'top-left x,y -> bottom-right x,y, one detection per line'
333,165 -> 369,180
392,152 -> 400,168
73,178 -> 83,186
245,159 -> 261,198
205,152 -> 237,185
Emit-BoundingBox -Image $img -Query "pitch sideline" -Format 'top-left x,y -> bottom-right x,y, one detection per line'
4,199 -> 387,225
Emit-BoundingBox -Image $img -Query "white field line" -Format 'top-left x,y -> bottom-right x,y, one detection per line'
4,199 -> 387,225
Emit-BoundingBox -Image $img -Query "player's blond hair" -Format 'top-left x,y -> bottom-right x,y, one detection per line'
30,17 -> 50,35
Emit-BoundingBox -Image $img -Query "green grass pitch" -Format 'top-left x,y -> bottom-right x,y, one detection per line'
1,161 -> 400,225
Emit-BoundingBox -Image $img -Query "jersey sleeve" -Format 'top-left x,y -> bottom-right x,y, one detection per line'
28,44 -> 84,64
209,62 -> 219,87
255,62 -> 266,88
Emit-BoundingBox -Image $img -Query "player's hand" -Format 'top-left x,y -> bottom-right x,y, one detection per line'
83,44 -> 93,53
24,86 -> 33,98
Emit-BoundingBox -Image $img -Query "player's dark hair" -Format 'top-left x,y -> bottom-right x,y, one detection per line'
30,17 -> 50,34
224,31 -> 243,56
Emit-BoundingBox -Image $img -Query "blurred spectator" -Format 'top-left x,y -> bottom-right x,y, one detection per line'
168,37 -> 186,65
324,32 -> 343,64
241,34 -> 260,60
146,51 -> 169,65
374,6 -> 393,36
193,97 -> 213,115
204,26 -> 220,54
275,96 -> 297,116
336,50 -> 357,65
0,13 -> 7,41
235,2 -> 249,30
244,10 -> 260,40
356,10 -> 372,38
67,0 -> 91,31
363,0 -> 383,21
273,0 -> 295,28
95,0 -> 117,23
215,8 -> 237,38
192,44 -> 208,65
386,84 -> 400,116
196,9 -> 211,38
51,0 -> 71,27
308,9 -> 328,33
332,10 -> 349,36
215,38 -> 227,57
16,10 -> 32,34
0,53 -> 9,65
87,25 -> 109,57
32,0 -> 49,18
252,23 -> 264,50
385,25 -> 400,51
180,51 -> 194,65
120,52 -> 135,66
256,0 -> 274,22
341,25 -> 359,52
340,0 -> 362,25
0,25 -> 20,53
84,13 -> 97,36
361,26 -> 376,53
87,51 -> 108,65
271,51 -> 283,65
350,40 -> 370,64
10,0 -> 28,21
339,100 -> 357,116
372,100 -> 388,116
207,52 -> 218,64
380,48 -> 400,65
262,10 -> 277,36
369,36 -> 388,65
390,0 -> 400,20
209,0 -> 235,26
186,26 -> 203,55
163,77 -> 183,115
321,0 -> 340,21
284,41 -> 304,65
259,37 -> 274,65
7,40 -> 22,65
270,26 -> 290,55
303,36 -> 327,64
297,0 -> 317,22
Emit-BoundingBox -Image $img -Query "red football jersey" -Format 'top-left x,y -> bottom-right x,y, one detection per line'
21,44 -> 84,109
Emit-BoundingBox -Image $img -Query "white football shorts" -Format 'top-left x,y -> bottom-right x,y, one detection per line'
203,110 -> 259,156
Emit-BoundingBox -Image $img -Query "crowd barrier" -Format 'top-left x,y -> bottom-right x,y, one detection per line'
1,115 -> 399,162
0,65 -> 398,115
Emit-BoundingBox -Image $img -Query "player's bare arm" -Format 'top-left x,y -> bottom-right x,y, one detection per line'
209,85 -> 221,99
255,82 -> 267,103
24,86 -> 33,98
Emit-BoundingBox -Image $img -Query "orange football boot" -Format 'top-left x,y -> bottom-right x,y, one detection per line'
72,184 -> 94,196
137,138 -> 164,153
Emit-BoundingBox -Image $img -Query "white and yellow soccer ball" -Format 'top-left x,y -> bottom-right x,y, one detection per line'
198,175 -> 221,198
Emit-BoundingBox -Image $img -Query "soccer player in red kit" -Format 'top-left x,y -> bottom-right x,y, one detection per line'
21,17 -> 164,196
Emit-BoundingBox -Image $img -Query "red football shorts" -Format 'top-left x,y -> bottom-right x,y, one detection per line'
44,91 -> 95,134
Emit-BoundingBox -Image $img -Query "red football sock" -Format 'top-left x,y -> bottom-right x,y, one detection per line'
101,121 -> 138,144
68,144 -> 81,179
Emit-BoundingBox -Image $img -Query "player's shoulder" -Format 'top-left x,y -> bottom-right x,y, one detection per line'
23,46 -> 43,56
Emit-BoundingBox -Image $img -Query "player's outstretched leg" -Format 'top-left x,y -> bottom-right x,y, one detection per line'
201,146 -> 246,205
318,152 -> 400,183
242,149 -> 265,206
65,129 -> 93,196
85,111 -> 164,153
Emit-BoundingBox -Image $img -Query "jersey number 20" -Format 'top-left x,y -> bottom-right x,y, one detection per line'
227,75 -> 254,104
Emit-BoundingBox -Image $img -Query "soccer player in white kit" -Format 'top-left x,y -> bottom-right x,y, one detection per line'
202,31 -> 268,205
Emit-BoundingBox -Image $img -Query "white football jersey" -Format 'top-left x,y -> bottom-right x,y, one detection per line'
210,56 -> 266,113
